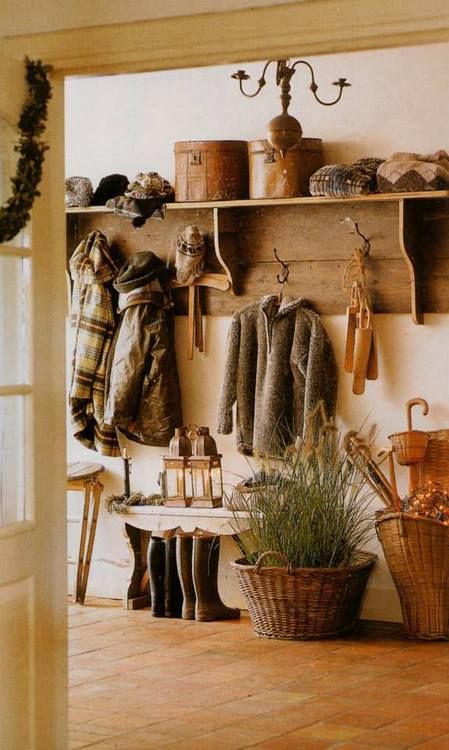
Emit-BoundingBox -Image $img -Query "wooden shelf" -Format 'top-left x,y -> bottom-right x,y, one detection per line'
66,190 -> 449,214
66,191 -> 449,322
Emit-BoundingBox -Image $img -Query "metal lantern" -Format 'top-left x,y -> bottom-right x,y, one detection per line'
162,427 -> 192,507
189,427 -> 223,508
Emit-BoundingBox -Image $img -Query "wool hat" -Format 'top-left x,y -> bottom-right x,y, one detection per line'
125,172 -> 174,200
65,176 -> 93,207
106,195 -> 167,226
114,251 -> 169,293
92,174 -> 129,205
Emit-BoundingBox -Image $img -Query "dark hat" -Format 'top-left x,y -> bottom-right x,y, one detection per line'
114,251 -> 169,293
92,174 -> 129,205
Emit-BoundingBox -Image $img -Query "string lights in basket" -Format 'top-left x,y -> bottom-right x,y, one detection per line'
402,481 -> 449,524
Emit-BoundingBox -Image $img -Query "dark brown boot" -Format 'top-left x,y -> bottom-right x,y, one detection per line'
176,536 -> 196,620
164,537 -> 183,618
193,536 -> 240,622
148,536 -> 165,617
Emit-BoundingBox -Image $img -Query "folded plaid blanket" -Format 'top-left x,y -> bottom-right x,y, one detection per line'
310,158 -> 384,198
377,150 -> 449,193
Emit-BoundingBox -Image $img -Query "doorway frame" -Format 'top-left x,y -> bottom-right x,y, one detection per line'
1,0 -> 449,76
0,2 -> 447,746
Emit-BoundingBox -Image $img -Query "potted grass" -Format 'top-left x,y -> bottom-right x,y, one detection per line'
230,408 -> 377,640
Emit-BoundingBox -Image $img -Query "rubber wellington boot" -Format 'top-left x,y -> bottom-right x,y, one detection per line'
164,537 -> 183,618
176,536 -> 196,620
193,536 -> 240,622
148,536 -> 165,617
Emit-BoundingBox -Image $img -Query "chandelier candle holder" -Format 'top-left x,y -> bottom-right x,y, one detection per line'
231,59 -> 350,158
163,427 -> 192,507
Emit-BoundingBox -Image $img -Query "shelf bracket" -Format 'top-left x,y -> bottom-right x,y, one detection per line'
398,198 -> 423,325
213,208 -> 239,294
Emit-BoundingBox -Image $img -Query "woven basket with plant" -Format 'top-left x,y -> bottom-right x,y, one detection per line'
231,405 -> 377,640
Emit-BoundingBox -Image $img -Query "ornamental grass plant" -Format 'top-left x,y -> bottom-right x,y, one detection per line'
232,409 -> 375,569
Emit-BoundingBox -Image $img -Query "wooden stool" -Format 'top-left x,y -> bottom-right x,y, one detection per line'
67,461 -> 105,605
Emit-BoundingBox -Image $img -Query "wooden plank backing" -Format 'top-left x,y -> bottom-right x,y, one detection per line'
66,197 -> 449,317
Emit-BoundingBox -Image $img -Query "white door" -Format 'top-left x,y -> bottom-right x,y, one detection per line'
0,55 -> 67,749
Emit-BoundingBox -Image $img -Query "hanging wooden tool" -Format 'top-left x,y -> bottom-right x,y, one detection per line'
169,224 -> 230,359
344,281 -> 360,373
342,220 -> 378,394
353,297 -> 373,395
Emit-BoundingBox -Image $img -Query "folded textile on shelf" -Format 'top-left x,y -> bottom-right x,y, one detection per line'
377,149 -> 449,192
309,158 -> 384,198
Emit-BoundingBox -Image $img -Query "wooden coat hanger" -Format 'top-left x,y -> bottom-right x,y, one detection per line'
169,273 -> 230,359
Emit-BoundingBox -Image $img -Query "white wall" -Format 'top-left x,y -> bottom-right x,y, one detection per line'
65,42 -> 449,620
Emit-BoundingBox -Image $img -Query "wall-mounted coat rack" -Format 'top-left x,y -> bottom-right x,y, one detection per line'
66,190 -> 449,324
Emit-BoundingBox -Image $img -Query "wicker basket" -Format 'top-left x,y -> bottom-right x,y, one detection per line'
409,429 -> 449,492
388,430 -> 429,466
376,512 -> 449,639
231,550 -> 377,640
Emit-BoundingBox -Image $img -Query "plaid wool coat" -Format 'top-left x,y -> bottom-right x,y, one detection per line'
69,231 -> 121,456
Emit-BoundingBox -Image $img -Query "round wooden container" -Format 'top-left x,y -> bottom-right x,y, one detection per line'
248,137 -> 323,199
174,140 -> 248,202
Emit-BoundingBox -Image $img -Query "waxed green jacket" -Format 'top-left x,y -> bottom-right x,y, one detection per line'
104,252 -> 182,446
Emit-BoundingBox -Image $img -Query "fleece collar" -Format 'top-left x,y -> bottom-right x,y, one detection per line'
260,294 -> 306,317
260,295 -> 307,354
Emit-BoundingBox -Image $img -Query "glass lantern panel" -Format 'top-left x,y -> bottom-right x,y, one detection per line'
192,466 -> 210,500
211,465 -> 223,500
165,466 -> 186,500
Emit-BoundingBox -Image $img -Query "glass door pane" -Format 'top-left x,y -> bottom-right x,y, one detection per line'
0,117 -> 30,248
0,255 -> 31,386
0,395 -> 26,525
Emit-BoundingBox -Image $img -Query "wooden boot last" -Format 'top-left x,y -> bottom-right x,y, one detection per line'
147,536 -> 165,617
164,537 -> 183,618
176,536 -> 196,619
193,536 -> 240,622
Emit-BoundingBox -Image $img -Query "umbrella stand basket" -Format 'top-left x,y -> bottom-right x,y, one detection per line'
376,512 -> 449,640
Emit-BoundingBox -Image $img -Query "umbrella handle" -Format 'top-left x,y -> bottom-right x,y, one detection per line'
406,398 -> 429,431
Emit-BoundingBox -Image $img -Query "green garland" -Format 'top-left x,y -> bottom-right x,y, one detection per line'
0,58 -> 52,243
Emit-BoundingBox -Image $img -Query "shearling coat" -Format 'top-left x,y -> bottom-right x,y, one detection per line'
69,231 -> 121,457
217,295 -> 338,455
104,252 -> 182,446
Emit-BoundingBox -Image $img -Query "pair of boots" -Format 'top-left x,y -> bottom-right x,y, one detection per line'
147,535 -> 240,621
147,537 -> 183,617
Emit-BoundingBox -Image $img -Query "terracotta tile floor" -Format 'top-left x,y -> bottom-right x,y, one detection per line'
69,600 -> 449,750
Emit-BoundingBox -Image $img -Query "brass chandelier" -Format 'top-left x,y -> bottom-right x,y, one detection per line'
231,59 -> 351,157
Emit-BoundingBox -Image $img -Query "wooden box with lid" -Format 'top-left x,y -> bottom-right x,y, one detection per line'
174,140 -> 248,201
248,137 -> 322,199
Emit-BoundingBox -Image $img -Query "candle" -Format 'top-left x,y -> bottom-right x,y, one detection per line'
122,450 -> 131,497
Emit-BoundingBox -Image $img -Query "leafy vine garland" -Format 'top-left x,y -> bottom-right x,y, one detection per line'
0,58 -> 52,243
